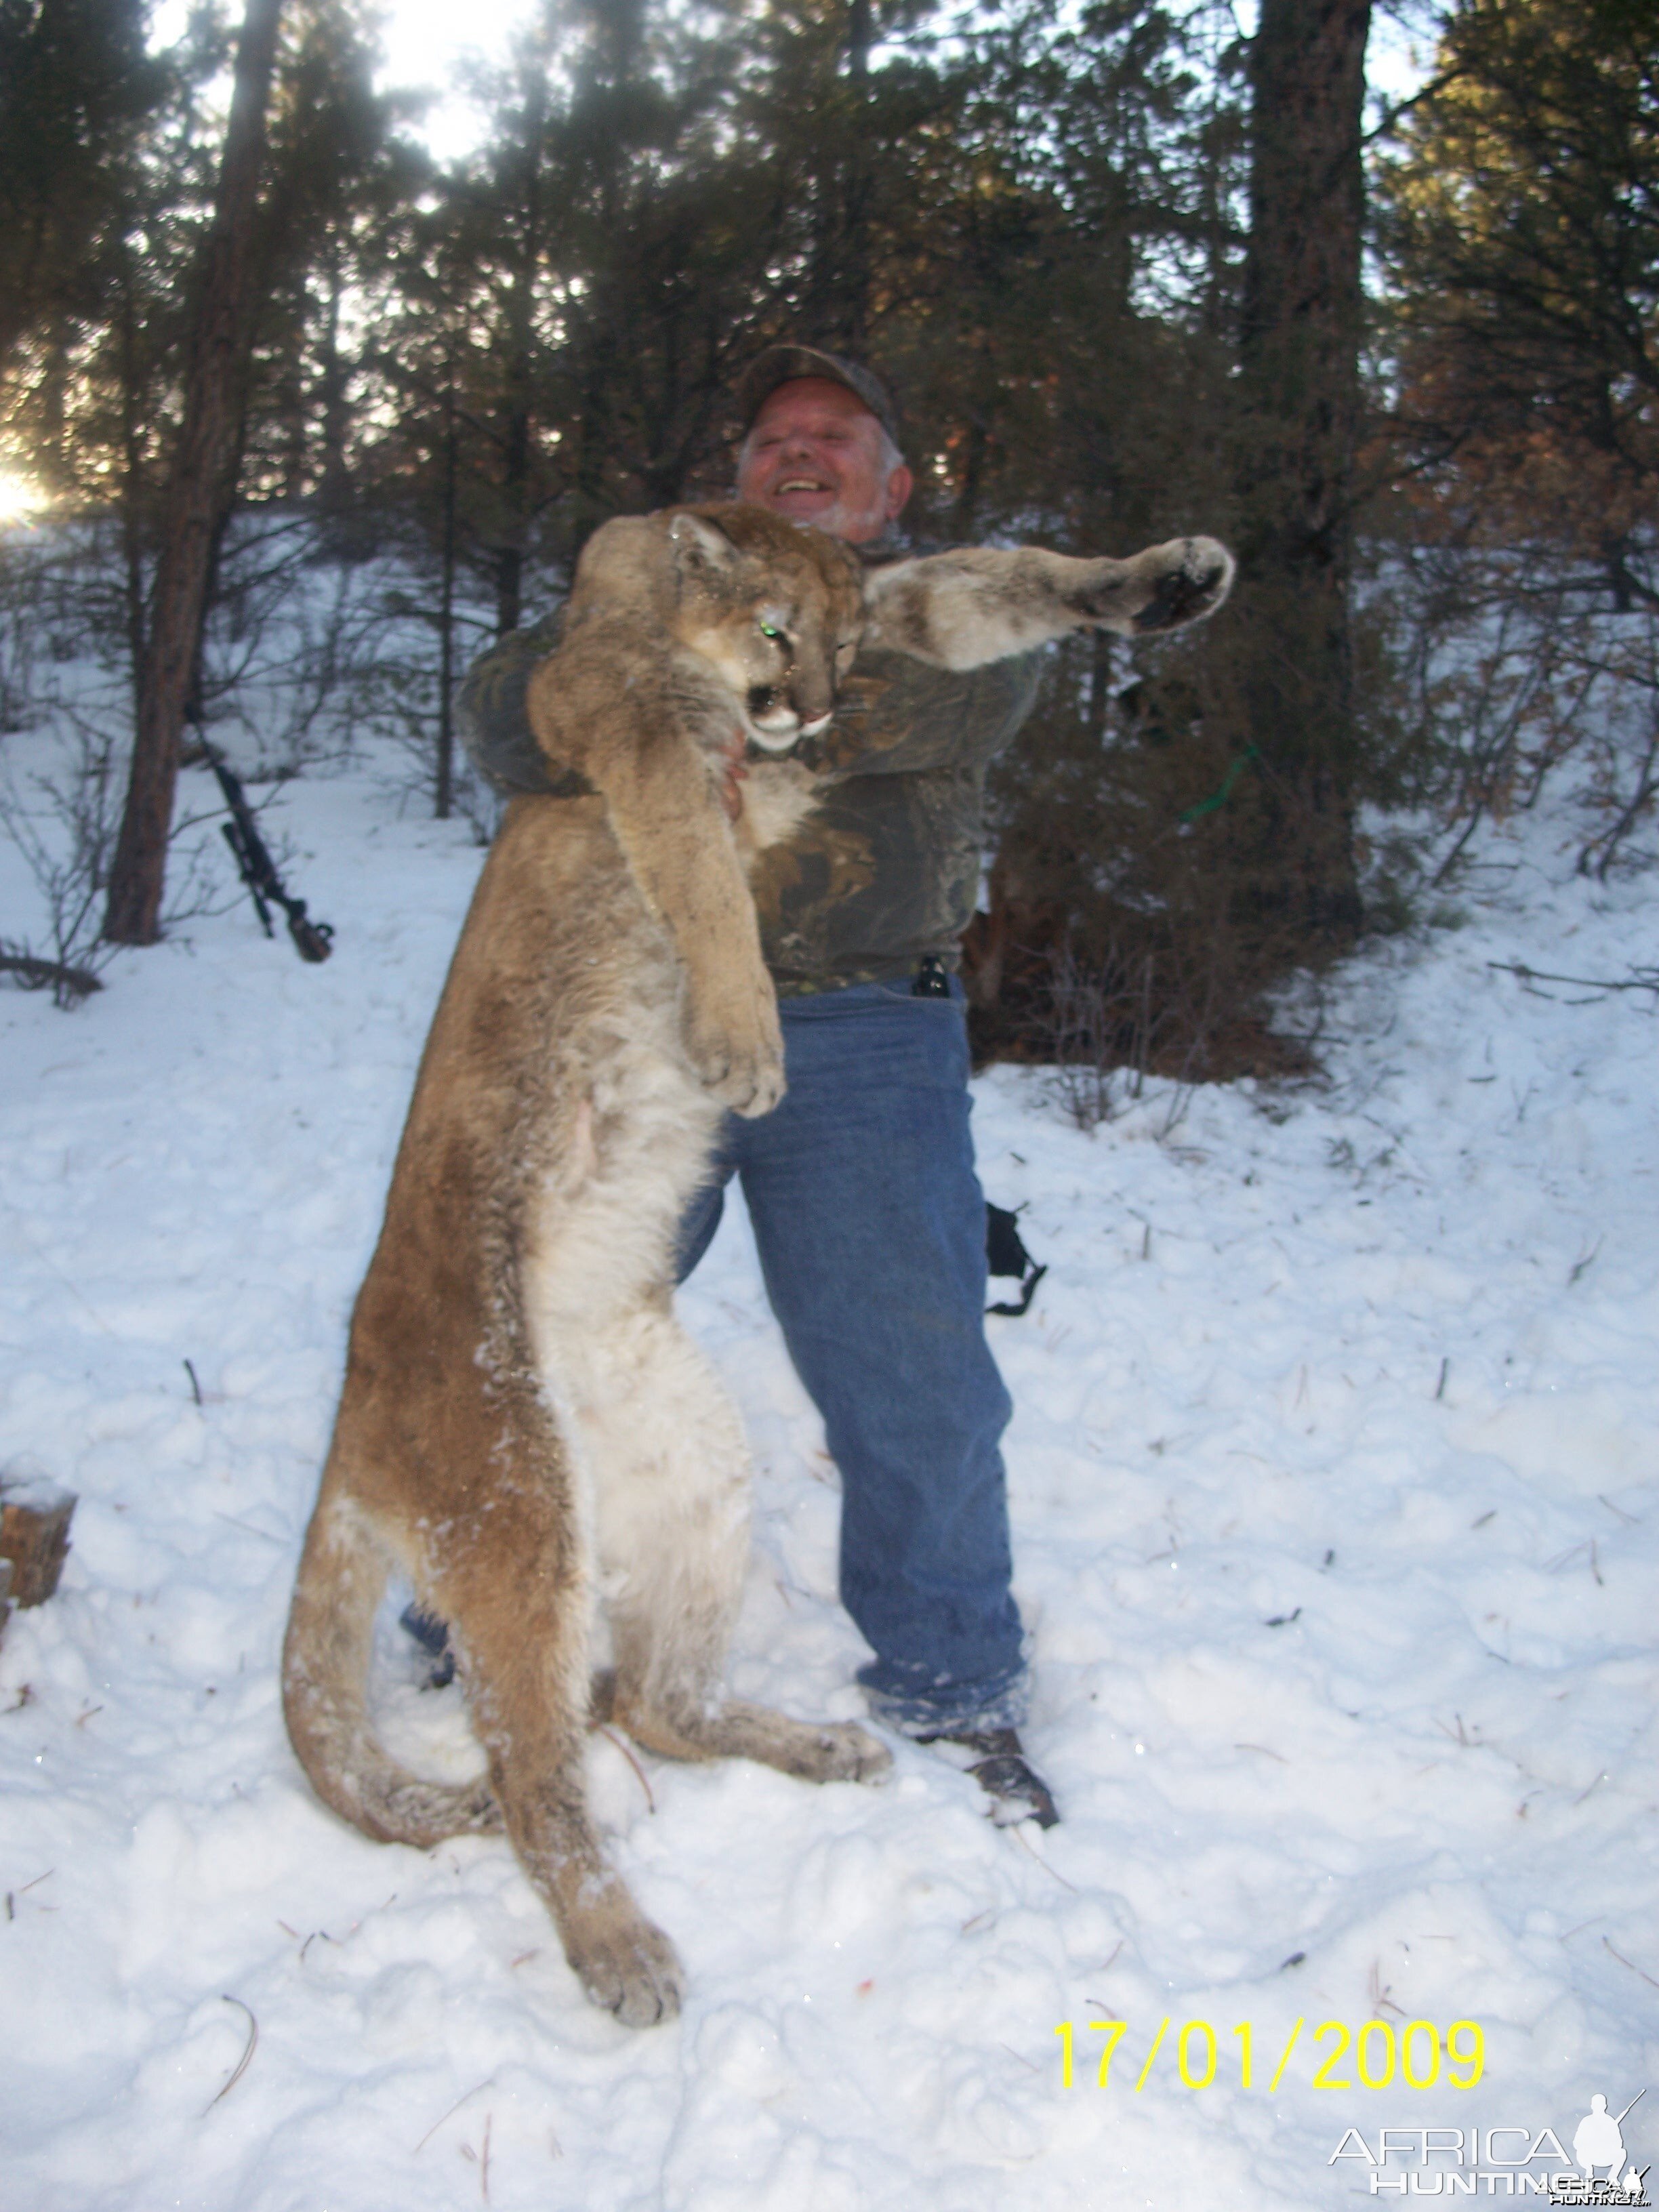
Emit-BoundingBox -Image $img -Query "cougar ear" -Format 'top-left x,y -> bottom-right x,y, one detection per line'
668,511 -> 742,577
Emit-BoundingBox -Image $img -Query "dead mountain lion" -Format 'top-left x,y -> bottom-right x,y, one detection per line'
282,502 -> 1233,2028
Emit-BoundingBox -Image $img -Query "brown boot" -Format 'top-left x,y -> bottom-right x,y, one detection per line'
918,1726 -> 1059,1828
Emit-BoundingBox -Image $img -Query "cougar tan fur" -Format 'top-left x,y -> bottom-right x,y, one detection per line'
281,502 -> 1233,2029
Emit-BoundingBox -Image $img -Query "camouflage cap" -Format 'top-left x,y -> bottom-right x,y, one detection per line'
737,344 -> 903,450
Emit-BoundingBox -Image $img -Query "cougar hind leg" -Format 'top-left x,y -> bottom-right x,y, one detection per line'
282,1482 -> 500,1847
580,1298 -> 892,1786
424,1473 -> 684,2028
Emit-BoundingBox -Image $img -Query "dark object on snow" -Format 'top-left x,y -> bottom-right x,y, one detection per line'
0,1479 -> 77,1609
919,1724 -> 1060,1828
0,951 -> 103,1003
985,1203 -> 1045,1317
202,739 -> 334,963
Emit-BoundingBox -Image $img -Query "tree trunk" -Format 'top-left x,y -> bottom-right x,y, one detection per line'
491,62 -> 547,639
838,0 -> 874,354
1231,0 -> 1371,945
800,0 -> 874,352
319,244 -> 350,511
116,270 -> 148,716
436,364 -> 458,819
102,0 -> 285,946
493,399 -> 529,638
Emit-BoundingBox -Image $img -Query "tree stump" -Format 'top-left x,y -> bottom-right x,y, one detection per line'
0,1482 -> 77,1608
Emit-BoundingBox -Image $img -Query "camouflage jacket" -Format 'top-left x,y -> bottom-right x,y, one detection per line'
455,561 -> 1042,997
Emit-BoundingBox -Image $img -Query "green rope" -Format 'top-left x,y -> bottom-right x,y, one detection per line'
1178,743 -> 1263,825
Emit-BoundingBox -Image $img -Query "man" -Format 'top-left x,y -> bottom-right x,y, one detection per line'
455,344 -> 1057,1826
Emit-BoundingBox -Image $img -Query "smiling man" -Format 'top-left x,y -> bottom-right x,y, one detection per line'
737,354 -> 912,541
457,344 -> 1057,1827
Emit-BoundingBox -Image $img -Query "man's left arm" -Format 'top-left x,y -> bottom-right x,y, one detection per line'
455,610 -> 589,799
819,531 -> 1232,781
810,649 -> 1044,782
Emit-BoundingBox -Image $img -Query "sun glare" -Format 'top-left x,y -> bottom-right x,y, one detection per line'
151,0 -> 534,163
0,472 -> 45,525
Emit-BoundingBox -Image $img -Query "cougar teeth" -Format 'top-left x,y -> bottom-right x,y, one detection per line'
746,726 -> 803,755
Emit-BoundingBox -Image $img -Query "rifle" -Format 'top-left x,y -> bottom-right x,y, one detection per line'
200,739 -> 334,963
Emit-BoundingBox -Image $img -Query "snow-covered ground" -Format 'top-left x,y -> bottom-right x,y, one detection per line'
3,742 -> 1658,2209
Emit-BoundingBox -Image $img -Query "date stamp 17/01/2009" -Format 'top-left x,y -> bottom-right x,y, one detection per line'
1052,2018 -> 1486,2094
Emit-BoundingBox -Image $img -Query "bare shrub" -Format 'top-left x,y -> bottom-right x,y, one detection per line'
1369,533 -> 1659,886
1,711 -> 234,1006
0,720 -> 123,1004
1043,943 -> 1127,1129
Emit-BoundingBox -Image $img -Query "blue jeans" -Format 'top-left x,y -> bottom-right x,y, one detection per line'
676,977 -> 1027,1737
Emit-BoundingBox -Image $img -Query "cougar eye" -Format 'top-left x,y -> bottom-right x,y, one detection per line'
758,621 -> 788,644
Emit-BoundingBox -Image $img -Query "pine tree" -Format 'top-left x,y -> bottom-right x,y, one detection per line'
1380,0 -> 1659,608
0,0 -> 164,367
103,0 -> 287,945
1226,0 -> 1372,945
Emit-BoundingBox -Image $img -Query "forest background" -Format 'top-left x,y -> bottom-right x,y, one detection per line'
0,0 -> 1654,1086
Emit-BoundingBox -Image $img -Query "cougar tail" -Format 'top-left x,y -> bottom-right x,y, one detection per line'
282,1491 -> 500,1847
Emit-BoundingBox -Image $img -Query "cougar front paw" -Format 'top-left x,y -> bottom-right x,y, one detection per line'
1128,537 -> 1235,633
685,976 -> 787,1116
810,1722 -> 893,1785
1074,536 -> 1235,636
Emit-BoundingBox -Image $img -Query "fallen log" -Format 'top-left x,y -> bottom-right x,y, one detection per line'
0,1479 -> 77,1609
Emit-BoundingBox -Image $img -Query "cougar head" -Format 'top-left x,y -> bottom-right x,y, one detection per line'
667,506 -> 866,755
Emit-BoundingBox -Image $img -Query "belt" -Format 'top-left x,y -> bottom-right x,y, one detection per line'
775,958 -> 958,1000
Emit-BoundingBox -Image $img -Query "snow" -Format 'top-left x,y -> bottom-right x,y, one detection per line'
3,741 -> 1658,2209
